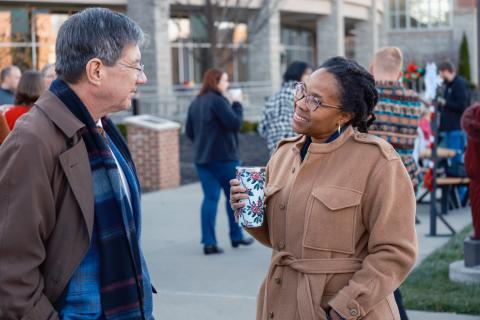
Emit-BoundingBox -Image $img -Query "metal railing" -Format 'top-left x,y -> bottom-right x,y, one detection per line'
135,81 -> 273,124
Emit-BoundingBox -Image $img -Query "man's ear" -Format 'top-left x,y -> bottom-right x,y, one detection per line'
397,70 -> 403,81
85,58 -> 103,86
368,64 -> 374,75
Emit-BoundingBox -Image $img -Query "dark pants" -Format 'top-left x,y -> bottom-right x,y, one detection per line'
394,289 -> 408,320
196,160 -> 244,246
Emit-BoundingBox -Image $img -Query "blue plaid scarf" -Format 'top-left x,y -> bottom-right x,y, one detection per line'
50,79 -> 147,319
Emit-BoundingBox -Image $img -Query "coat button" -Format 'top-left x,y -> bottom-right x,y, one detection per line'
350,308 -> 359,316
269,312 -> 274,318
279,202 -> 286,210
278,242 -> 285,250
274,277 -> 282,285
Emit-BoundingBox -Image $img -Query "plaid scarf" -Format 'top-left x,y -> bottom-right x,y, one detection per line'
50,79 -> 146,319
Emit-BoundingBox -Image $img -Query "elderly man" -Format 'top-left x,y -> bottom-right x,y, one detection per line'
0,8 -> 154,320
0,65 -> 21,105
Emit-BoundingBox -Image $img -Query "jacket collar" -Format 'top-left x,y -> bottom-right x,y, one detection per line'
34,90 -> 85,138
291,126 -> 355,155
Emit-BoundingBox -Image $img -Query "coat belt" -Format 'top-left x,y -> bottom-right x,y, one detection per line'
264,251 -> 363,320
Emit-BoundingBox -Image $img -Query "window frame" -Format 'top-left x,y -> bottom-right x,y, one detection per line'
388,0 -> 453,32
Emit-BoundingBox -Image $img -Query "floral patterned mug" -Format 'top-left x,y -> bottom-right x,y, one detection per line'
235,166 -> 266,228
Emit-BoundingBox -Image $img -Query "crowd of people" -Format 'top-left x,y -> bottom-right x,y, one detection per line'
0,5 -> 478,320
0,65 -> 56,144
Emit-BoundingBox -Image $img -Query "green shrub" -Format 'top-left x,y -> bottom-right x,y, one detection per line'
116,123 -> 128,140
458,32 -> 471,84
240,121 -> 259,133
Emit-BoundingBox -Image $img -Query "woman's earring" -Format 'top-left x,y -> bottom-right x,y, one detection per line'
338,124 -> 341,135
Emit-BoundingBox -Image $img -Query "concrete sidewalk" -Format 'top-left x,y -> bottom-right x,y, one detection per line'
141,183 -> 480,320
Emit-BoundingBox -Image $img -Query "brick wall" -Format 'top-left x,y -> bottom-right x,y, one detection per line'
127,124 -> 180,192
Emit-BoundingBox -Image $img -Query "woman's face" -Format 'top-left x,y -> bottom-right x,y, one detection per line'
292,68 -> 352,143
218,73 -> 229,94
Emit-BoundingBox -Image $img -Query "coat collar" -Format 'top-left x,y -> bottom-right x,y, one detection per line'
34,90 -> 85,138
291,126 -> 355,155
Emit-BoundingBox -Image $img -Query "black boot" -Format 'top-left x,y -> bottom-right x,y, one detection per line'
203,245 -> 224,255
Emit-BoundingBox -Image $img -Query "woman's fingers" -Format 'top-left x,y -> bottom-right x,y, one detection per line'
229,178 -> 248,211
229,178 -> 241,187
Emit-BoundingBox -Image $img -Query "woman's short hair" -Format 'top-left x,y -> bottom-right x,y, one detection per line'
14,70 -> 45,106
283,61 -> 311,83
198,68 -> 225,96
320,57 -> 378,133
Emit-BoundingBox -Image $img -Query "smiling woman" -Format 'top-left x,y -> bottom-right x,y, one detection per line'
230,57 -> 418,320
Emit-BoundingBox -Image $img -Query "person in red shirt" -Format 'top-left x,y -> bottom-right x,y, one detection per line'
4,70 -> 44,130
461,103 -> 480,239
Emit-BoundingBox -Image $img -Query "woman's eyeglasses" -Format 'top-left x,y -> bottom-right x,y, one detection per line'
294,82 -> 342,111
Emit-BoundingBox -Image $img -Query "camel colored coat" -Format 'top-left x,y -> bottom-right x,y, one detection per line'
249,126 -> 417,320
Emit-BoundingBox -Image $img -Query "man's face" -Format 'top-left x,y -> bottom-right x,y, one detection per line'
6,67 -> 21,91
102,44 -> 147,113
439,70 -> 452,82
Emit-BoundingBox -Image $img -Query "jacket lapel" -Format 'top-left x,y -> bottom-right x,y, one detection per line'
59,140 -> 94,239
36,91 -> 95,239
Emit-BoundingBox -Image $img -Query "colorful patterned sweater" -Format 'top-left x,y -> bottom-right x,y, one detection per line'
370,81 -> 422,186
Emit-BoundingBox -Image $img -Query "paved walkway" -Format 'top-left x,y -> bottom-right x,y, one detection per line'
141,183 -> 480,320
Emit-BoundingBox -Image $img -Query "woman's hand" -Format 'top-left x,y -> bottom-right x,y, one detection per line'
229,179 -> 249,219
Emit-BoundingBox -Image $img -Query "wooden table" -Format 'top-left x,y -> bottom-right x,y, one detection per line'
420,147 -> 456,159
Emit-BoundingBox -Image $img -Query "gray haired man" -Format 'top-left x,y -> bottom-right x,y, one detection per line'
0,65 -> 21,105
0,8 -> 154,320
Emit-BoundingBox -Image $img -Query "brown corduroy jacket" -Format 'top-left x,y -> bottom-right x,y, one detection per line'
247,126 -> 418,320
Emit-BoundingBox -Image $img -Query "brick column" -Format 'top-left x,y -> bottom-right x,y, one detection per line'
124,115 -> 181,191
247,4 -> 281,92
316,0 -> 345,65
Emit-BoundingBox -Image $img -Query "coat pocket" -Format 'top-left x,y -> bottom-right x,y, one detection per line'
303,186 -> 362,254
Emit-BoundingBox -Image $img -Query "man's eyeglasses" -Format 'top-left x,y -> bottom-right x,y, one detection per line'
118,62 -> 145,79
294,82 -> 342,111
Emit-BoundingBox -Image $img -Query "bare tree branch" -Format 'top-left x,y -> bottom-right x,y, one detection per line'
173,0 -> 283,74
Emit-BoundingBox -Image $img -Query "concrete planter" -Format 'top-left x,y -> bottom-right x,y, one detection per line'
464,236 -> 480,268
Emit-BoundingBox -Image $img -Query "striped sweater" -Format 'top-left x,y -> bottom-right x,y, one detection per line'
370,81 -> 422,187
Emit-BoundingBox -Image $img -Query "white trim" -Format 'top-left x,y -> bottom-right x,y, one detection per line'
122,115 -> 181,132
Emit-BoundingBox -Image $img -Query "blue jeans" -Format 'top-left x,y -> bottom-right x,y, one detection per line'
441,130 -> 467,201
196,160 -> 244,246
441,130 -> 466,167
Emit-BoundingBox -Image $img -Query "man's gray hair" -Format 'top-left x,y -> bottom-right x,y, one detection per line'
0,66 -> 15,83
55,7 -> 144,84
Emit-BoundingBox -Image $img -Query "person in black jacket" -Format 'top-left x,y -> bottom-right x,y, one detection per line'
186,68 -> 253,255
438,61 -> 470,178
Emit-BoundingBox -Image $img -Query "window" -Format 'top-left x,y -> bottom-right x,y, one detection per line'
0,7 -> 69,70
169,16 -> 248,86
280,26 -> 315,70
389,0 -> 451,30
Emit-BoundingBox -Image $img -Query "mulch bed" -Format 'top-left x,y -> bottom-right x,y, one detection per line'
180,133 -> 270,185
